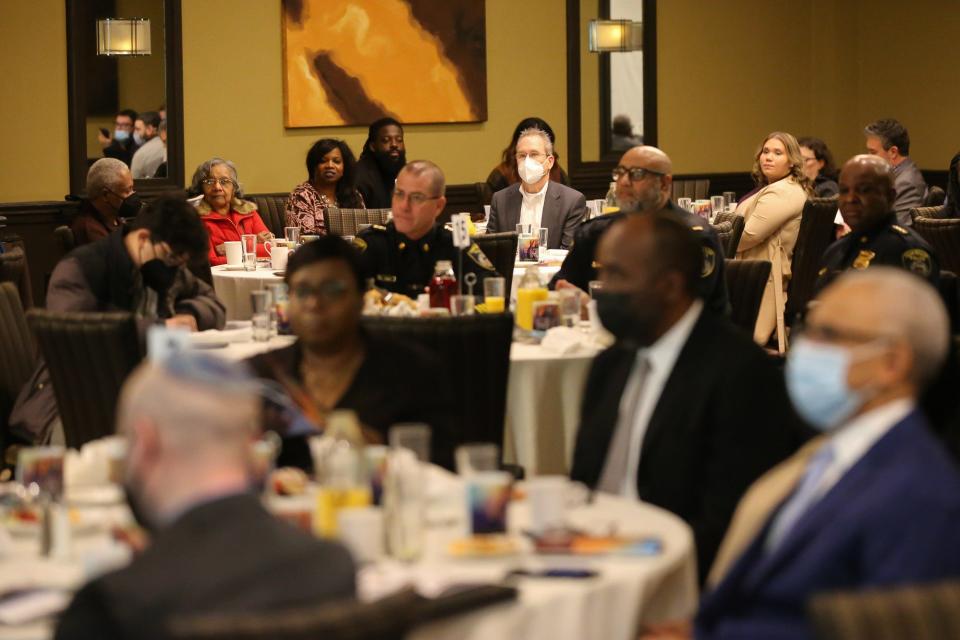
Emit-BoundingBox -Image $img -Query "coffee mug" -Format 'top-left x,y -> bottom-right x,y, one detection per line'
224,241 -> 242,266
270,246 -> 290,270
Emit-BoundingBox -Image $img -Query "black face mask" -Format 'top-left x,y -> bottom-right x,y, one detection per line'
118,192 -> 144,219
140,259 -> 179,293
595,290 -> 662,348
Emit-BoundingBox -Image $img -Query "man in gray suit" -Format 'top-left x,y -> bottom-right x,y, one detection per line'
486,127 -> 586,249
865,118 -> 927,226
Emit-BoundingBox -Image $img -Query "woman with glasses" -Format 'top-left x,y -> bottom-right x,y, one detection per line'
798,136 -> 839,198
286,138 -> 365,236
247,235 -> 454,470
189,157 -> 273,266
735,132 -> 812,348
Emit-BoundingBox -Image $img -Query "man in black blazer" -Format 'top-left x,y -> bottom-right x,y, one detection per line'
570,212 -> 804,583
55,355 -> 356,640
486,127 -> 586,249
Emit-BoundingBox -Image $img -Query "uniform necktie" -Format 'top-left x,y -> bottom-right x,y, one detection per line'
597,357 -> 650,495
764,443 -> 835,553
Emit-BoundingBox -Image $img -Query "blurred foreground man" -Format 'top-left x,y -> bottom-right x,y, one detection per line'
570,213 -> 801,583
55,355 -> 355,640
678,268 -> 960,640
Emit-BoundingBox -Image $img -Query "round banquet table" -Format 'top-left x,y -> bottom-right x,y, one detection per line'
210,264 -> 283,321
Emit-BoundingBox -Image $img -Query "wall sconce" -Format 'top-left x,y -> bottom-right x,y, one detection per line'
588,19 -> 642,52
97,18 -> 151,56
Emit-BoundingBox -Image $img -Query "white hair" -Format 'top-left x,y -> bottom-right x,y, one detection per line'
86,158 -> 130,197
518,127 -> 554,158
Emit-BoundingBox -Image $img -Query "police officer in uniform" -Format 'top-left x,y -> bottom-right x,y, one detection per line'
550,146 -> 730,316
354,160 -> 497,297
816,154 -> 939,292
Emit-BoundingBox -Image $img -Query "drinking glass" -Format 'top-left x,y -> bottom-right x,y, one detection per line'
455,443 -> 500,476
241,234 -> 257,271
588,280 -> 605,299
723,191 -> 737,210
558,288 -> 581,327
537,227 -> 549,260
250,290 -> 271,342
284,226 -> 300,246
389,423 -> 431,463
450,294 -> 475,316
482,277 -> 506,313
711,196 -> 725,219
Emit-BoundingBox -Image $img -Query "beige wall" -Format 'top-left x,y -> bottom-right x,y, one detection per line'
0,0 -> 69,202
181,0 -> 567,193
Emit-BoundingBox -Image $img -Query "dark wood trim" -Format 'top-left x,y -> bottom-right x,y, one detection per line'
0,201 -> 80,306
66,0 -> 185,197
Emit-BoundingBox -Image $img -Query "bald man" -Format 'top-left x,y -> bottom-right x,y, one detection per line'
55,355 -> 355,639
570,212 -> 801,584
816,154 -> 939,292
691,268 -> 960,640
550,145 -> 729,316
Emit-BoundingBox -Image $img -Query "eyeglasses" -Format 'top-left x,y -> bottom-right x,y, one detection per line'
290,281 -> 351,302
392,190 -> 440,206
201,178 -> 234,188
612,166 -> 663,182
516,151 -> 546,161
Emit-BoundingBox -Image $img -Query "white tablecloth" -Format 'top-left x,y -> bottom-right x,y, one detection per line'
210,264 -> 283,321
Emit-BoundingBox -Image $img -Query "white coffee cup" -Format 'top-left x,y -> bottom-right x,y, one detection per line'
337,507 -> 384,564
527,475 -> 568,534
224,241 -> 242,267
270,246 -> 289,271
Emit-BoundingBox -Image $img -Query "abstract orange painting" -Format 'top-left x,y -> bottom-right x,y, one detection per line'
282,0 -> 487,127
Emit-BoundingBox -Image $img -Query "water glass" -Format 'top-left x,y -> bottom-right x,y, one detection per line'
241,234 -> 257,271
389,423 -> 432,463
450,294 -> 475,316
284,226 -> 300,246
538,227 -> 549,258
558,288 -> 581,326
250,290 -> 271,342
482,277 -> 506,313
711,196 -> 725,219
455,443 -> 500,476
588,280 -> 605,299
723,191 -> 737,209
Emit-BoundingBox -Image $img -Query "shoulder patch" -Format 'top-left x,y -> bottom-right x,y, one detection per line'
902,248 -> 932,277
351,237 -> 367,252
467,243 -> 497,272
701,246 -> 716,278
372,224 -> 387,231
892,225 -> 909,235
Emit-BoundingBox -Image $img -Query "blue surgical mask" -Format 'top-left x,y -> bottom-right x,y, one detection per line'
785,337 -> 880,431
133,132 -> 146,146
114,129 -> 130,142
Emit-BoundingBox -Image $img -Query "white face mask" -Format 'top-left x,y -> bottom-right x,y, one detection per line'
518,156 -> 546,185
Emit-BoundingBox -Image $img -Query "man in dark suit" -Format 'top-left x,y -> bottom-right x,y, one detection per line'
55,354 -> 355,640
864,118 -> 927,226
486,127 -> 585,249
685,268 -> 960,640
570,212 -> 802,583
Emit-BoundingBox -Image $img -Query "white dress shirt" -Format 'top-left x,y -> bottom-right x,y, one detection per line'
613,299 -> 704,500
518,180 -> 549,230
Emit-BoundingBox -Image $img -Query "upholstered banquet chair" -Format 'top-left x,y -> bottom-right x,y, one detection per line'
923,185 -> 946,207
723,259 -> 772,337
783,196 -> 839,328
473,231 -> 519,296
912,217 -> 960,275
672,179 -> 710,201
0,236 -> 34,310
326,208 -> 392,236
245,193 -> 289,238
712,211 -> 745,258
910,205 -> 947,223
0,282 -> 36,457
361,313 -> 513,449
27,310 -> 143,448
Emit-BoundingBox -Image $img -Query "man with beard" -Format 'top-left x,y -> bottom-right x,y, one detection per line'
550,145 -> 729,316
570,213 -> 804,583
54,354 -> 356,639
815,154 -> 938,291
355,117 -> 406,208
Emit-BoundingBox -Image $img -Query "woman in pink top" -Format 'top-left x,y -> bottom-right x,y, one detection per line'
285,138 -> 365,235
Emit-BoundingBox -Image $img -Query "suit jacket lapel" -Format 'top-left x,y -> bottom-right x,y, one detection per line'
505,186 -> 523,230
541,182 -> 561,246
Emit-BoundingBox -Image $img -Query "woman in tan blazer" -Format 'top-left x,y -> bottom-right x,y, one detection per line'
736,132 -> 811,349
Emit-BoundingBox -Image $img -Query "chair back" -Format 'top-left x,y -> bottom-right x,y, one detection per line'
912,217 -> 960,275
53,225 -> 75,256
27,310 -> 143,448
0,282 -> 36,439
723,259 -> 772,336
0,237 -> 34,310
910,205 -> 948,223
475,181 -> 493,207
712,213 -> 745,257
924,185 -> 946,207
939,271 -> 960,334
672,179 -> 710,201
244,193 -> 289,238
784,196 -> 839,324
473,232 -> 519,298
327,208 -> 392,236
361,314 -> 513,447
810,580 -> 960,640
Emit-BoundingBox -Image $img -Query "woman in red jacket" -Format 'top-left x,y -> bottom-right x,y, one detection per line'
190,157 -> 273,266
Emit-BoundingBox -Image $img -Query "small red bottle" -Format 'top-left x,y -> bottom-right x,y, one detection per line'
429,260 -> 457,310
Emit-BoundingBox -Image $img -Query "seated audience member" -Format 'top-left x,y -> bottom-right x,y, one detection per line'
611,114 -> 644,151
152,119 -> 167,178
944,150 -> 960,218
9,195 -> 224,445
551,145 -> 729,316
286,138 -> 365,236
485,127 -> 585,249
72,158 -> 142,246
354,118 -> 406,208
486,117 -> 570,195
735,131 -> 810,346
247,236 -> 454,470
54,355 -> 356,639
797,136 -> 839,198
130,111 -> 164,179
355,160 -> 497,297
570,212 -> 803,583
99,108 -> 139,166
190,157 -> 273,266
816,154 -> 938,291
864,118 -> 926,225
686,268 -> 960,640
